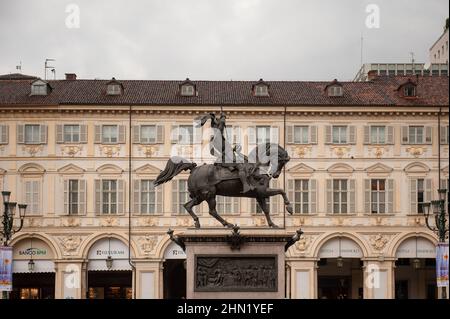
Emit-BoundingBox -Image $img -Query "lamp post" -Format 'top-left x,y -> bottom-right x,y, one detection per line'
1,191 -> 28,300
424,188 -> 449,299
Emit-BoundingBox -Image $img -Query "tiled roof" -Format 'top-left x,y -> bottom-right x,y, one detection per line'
0,75 -> 447,107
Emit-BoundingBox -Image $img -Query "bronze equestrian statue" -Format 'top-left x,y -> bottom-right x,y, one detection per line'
154,112 -> 293,228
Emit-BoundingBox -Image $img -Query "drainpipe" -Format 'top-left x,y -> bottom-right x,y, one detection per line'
128,105 -> 136,298
283,105 -> 287,229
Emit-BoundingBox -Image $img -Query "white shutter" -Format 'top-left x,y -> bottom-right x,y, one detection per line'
410,179 -> 417,214
286,125 -> 294,144
172,180 -> 179,213
348,126 -> 356,144
364,179 -> 371,214
363,126 -> 370,144
310,179 -> 317,214
56,125 -> 64,143
156,182 -> 163,214
270,179 -> 279,214
325,126 -> 332,144
25,181 -> 32,212
133,179 -> 140,214
63,180 -> 69,215
440,126 -> 448,145
425,126 -> 432,144
309,126 -> 317,144
401,126 -> 409,144
0,125 -> 8,144
386,126 -> 394,144
193,125 -> 202,144
80,124 -> 88,143
79,179 -> 86,215
349,179 -> 356,213
40,124 -> 47,144
270,126 -> 279,144
170,125 -> 179,144
425,179 -> 432,202
156,125 -> 165,144
233,126 -> 242,145
233,197 -> 239,214
387,179 -> 394,214
95,179 -> 101,214
34,180 -> 40,214
326,179 -> 333,213
287,180 -> 294,213
94,125 -> 102,143
117,179 -> 125,214
118,125 -> 126,144
248,126 -> 256,145
17,124 -> 25,144
132,125 -> 140,143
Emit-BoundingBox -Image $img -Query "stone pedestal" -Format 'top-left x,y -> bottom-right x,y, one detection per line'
178,228 -> 296,299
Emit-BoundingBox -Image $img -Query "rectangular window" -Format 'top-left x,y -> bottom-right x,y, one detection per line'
179,125 -> 193,145
256,126 -> 271,144
293,126 -> 309,144
177,180 -> 189,214
332,126 -> 347,144
140,180 -> 156,214
217,196 -> 234,214
293,180 -> 309,214
69,180 -> 79,215
409,126 -> 424,144
25,125 -> 41,144
371,126 -> 386,144
64,125 -> 80,143
140,125 -> 157,144
333,179 -> 348,214
371,179 -> 386,214
102,125 -> 118,144
417,179 -> 425,214
102,180 -> 117,214
25,180 -> 40,214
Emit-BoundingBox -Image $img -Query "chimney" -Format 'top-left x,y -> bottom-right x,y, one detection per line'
65,73 -> 77,80
367,70 -> 377,81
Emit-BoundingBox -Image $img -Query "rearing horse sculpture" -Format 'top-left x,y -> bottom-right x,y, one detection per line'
154,143 -> 293,228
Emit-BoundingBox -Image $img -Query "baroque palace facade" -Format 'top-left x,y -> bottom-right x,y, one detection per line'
0,73 -> 448,299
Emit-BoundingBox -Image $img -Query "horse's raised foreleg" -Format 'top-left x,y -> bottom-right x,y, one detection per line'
264,188 -> 294,215
206,197 -> 234,228
256,197 -> 278,228
184,197 -> 202,228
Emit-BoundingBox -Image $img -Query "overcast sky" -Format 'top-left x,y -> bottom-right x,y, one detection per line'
0,0 -> 448,81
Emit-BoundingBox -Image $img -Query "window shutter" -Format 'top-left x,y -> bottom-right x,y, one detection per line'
425,126 -> 432,144
349,179 -> 356,213
233,197 -> 240,215
410,179 -> 417,214
95,179 -> 101,214
94,125 -> 102,143
56,125 -> 64,143
425,179 -> 432,202
0,125 -> 8,144
233,126 -> 242,145
63,180 -> 69,215
326,179 -> 333,213
270,126 -> 279,144
310,179 -> 317,214
133,179 -> 140,214
325,126 -> 332,144
172,181 -> 179,213
270,180 -> 279,214
156,183 -> 163,214
387,179 -> 394,214
287,180 -> 294,213
386,126 -> 394,145
440,126 -> 448,145
286,125 -> 293,144
348,126 -> 356,144
118,125 -> 126,144
80,124 -> 87,143
363,126 -> 370,144
248,126 -> 256,145
309,126 -> 317,144
401,126 -> 409,144
35,181 -> 41,214
364,179 -> 371,214
170,125 -> 179,144
132,125 -> 140,143
40,124 -> 47,144
117,179 -> 125,214
25,181 -> 31,212
193,126 -> 202,144
79,180 -> 86,215
17,124 -> 25,144
156,125 -> 165,144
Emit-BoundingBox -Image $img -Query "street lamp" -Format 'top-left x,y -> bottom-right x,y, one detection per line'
424,188 -> 449,299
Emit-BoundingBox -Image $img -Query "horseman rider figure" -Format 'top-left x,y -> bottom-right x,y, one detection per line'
196,112 -> 255,193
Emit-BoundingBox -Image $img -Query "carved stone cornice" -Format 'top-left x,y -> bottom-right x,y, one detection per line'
99,145 -> 121,157
22,145 -> 44,157
406,146 -> 427,158
61,145 -> 83,157
138,145 -> 159,158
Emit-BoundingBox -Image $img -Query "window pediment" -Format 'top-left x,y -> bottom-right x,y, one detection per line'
134,164 -> 161,176
57,164 -> 85,175
96,164 -> 123,175
18,163 -> 45,176
327,163 -> 354,175
287,163 -> 315,176
365,163 -> 393,177
404,162 -> 430,176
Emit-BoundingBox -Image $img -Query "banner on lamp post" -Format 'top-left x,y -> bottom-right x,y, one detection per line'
0,246 -> 13,292
436,243 -> 449,287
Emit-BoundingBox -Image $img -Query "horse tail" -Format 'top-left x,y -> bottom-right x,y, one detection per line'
153,157 -> 197,187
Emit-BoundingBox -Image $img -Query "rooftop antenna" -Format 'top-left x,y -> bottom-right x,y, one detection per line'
16,61 -> 22,72
360,32 -> 364,68
44,58 -> 55,80
410,52 -> 415,73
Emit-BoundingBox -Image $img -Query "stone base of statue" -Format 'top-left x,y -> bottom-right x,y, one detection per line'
174,227 -> 300,299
